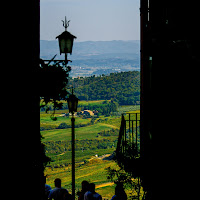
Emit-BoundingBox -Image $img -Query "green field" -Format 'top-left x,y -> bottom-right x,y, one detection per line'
42,123 -> 118,141
41,102 -> 140,199
45,157 -> 118,199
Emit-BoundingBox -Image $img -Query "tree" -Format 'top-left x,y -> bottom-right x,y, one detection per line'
68,71 -> 140,105
106,166 -> 142,199
39,57 -> 71,117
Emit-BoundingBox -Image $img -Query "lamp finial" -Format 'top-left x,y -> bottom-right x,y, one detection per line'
62,16 -> 70,31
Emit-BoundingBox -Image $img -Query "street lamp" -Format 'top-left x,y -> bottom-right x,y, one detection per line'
55,17 -> 77,200
56,31 -> 76,55
56,16 -> 77,65
67,88 -> 79,200
67,88 -> 79,114
40,17 -> 77,200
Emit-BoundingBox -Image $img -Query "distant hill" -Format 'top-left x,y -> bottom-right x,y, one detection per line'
40,40 -> 139,59
70,71 -> 140,105
40,40 -> 140,77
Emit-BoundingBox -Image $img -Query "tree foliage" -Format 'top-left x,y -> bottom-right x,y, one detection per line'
81,100 -> 118,115
106,166 -> 142,199
44,139 -> 117,154
70,71 -> 140,105
39,57 -> 71,116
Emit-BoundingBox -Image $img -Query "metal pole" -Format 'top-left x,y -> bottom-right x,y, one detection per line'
71,113 -> 75,200
137,177 -> 140,200
136,113 -> 138,153
65,53 -> 68,66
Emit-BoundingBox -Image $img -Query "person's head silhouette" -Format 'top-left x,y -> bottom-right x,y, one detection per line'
54,178 -> 61,188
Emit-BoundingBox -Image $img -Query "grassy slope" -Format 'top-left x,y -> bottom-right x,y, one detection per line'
45,159 -> 117,199
41,113 -> 119,199
41,104 -> 140,199
42,123 -> 117,141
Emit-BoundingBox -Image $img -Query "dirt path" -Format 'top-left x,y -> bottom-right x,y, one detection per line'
96,182 -> 114,189
88,153 -> 114,161
56,152 -> 65,156
101,123 -> 119,129
97,154 -> 114,160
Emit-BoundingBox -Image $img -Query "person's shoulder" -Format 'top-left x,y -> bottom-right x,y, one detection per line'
94,193 -> 102,200
48,188 -> 59,198
84,191 -> 92,200
53,187 -> 60,192
50,187 -> 61,195
45,184 -> 52,189
61,187 -> 68,192
85,191 -> 91,195
111,195 -> 117,200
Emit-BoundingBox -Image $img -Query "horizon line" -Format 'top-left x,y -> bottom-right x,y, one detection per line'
40,39 -> 140,42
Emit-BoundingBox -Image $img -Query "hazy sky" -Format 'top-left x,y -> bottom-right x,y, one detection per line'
40,0 -> 140,42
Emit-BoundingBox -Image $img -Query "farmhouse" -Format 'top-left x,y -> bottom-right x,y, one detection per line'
83,110 -> 94,116
77,110 -> 95,117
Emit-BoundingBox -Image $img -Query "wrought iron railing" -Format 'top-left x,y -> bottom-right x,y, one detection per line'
116,113 -> 141,176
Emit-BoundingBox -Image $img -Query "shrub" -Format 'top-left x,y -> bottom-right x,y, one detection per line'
57,123 -> 71,129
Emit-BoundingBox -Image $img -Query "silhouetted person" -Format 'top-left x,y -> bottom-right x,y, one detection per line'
44,176 -> 52,200
84,183 -> 102,200
111,184 -> 127,200
48,178 -> 70,200
77,180 -> 89,200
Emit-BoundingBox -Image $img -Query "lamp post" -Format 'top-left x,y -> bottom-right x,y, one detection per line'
67,88 -> 79,200
56,17 -> 77,200
41,17 -> 77,200
43,17 -> 76,66
56,17 -> 76,65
